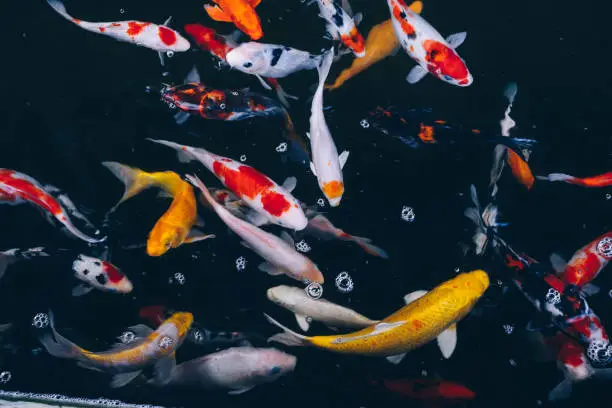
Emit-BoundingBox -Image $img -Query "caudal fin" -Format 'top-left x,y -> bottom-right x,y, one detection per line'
146,138 -> 197,164
39,311 -> 79,360
101,162 -> 157,213
46,0 -> 74,22
535,173 -> 574,183
263,313 -> 309,347
351,235 -> 389,259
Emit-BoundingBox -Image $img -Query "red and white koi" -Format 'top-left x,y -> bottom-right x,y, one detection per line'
46,0 -> 190,65
147,139 -> 308,231
308,49 -> 349,207
537,172 -> 612,188
550,232 -> 612,294
386,0 -> 472,86
187,175 -> 324,284
0,169 -> 105,243
313,0 -> 365,57
71,254 -> 133,296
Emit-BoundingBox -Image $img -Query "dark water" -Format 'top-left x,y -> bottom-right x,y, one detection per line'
1,0 -> 611,407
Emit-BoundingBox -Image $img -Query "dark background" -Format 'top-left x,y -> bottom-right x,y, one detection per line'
1,0 -> 611,407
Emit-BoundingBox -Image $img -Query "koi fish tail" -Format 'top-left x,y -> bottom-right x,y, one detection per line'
101,161 -> 160,213
39,311 -> 80,360
263,313 -> 310,347
535,173 -> 575,183
282,113 -> 310,163
350,235 -> 389,259
46,0 -> 95,30
56,212 -> 107,244
146,138 -> 198,164
325,64 -> 362,91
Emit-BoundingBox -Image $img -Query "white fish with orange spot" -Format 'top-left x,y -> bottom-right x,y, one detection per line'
308,48 -> 349,207
187,175 -> 324,284
386,0 -> 472,86
46,0 -> 190,65
313,0 -> 366,58
147,139 -> 308,231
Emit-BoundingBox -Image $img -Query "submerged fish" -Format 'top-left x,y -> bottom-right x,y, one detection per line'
537,172 -> 612,188
374,377 -> 476,402
314,0 -> 365,57
102,162 -> 215,257
39,312 -> 194,388
0,169 -> 105,243
265,270 -> 489,363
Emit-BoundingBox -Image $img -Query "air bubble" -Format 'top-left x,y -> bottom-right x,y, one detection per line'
120,8 -> 126,13
276,142 -> 288,153
401,206 -> 415,222
305,282 -> 323,299
119,331 -> 136,344
0,371 -> 11,384
240,155 -> 247,162
606,193 -> 611,200
158,335 -> 174,350
454,267 -> 461,273
502,324 -> 514,335
509,359 -> 517,367
231,91 -> 239,96
191,329 -> 204,343
360,119 -> 370,129
335,272 -> 354,293
317,198 -> 325,207
596,237 -> 612,257
166,51 -> 174,58
236,256 -> 247,271
32,312 -> 49,329
545,288 -> 561,304
295,240 -> 311,253
219,103 -> 226,109
173,272 -> 186,285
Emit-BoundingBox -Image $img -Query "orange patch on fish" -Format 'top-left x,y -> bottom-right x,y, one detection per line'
507,150 -> 534,190
126,22 -> 150,37
322,180 -> 344,199
417,123 -> 436,143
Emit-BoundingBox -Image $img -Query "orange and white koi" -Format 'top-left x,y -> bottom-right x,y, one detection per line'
203,0 -> 264,41
147,139 -> 308,231
188,175 -> 324,283
309,49 -> 349,207
537,172 -> 612,188
46,0 -> 190,65
550,232 -> 612,294
39,311 -> 193,388
314,0 -> 365,57
0,169 -> 105,243
102,162 -> 214,257
386,0 -> 472,86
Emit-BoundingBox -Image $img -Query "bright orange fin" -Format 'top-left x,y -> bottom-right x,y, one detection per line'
409,0 -> 423,14
204,4 -> 233,22
249,0 -> 262,7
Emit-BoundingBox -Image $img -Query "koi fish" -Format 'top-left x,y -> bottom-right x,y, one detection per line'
373,378 -> 475,402
326,1 -> 422,90
0,169 -> 105,244
367,106 -> 536,159
0,247 -> 49,281
46,0 -> 190,65
187,175 -> 324,284
386,0 -> 472,86
101,162 -> 215,257
147,139 -> 308,231
183,24 -> 297,107
550,232 -> 612,295
267,285 -> 379,331
39,311 -> 194,388
225,42 -> 325,79
314,0 -> 365,57
203,0 -> 264,40
536,172 -> 612,188
265,270 -> 489,363
305,213 -> 388,258
71,254 -> 133,296
139,305 -> 264,347
464,184 -> 509,255
309,49 -> 349,207
149,347 -> 296,395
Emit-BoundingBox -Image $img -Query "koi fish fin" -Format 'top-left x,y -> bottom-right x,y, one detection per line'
245,211 -> 270,227
38,311 -> 79,359
163,16 -> 173,26
339,151 -> 349,169
352,235 -> 389,259
249,0 -> 262,7
536,173 -> 574,183
386,353 -> 407,365
158,52 -> 166,67
582,283 -> 600,296
489,144 -> 508,196
204,4 -> 233,22
407,65 -> 427,84
101,162 -> 157,212
404,290 -> 428,304
295,314 -> 310,332
280,231 -> 295,247
258,262 -> 285,276
264,313 -> 310,346
341,0 -> 354,16
184,229 -> 216,244
240,241 -> 253,250
76,361 -> 104,372
281,177 -> 298,193
408,1 -> 423,13
437,323 -> 457,359
309,161 -> 318,176
195,216 -> 207,228
110,370 -> 143,388
71,284 -> 93,297
46,0 -> 82,26
229,386 -> 255,395
255,75 -> 273,90
548,378 -> 572,401
185,65 -> 201,83
526,314 -> 555,332
353,12 -> 363,26
445,32 -> 467,49
274,83 -> 299,108
173,111 -> 191,125
549,253 -> 568,275
154,354 -> 176,385
504,82 -> 518,105
146,138 -> 196,163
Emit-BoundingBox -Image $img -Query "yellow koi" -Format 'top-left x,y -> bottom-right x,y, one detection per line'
102,162 -> 215,256
265,270 -> 489,363
325,1 -> 423,91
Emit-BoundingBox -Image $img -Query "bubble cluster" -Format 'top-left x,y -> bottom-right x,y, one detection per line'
0,371 -> 11,384
335,272 -> 354,293
545,288 -> 561,304
317,198 -> 325,207
235,256 -> 247,271
32,312 -> 49,329
240,154 -> 247,162
360,119 -> 370,129
305,282 -> 323,299
275,142 -> 288,153
119,331 -> 136,344
606,193 -> 611,200
587,340 -> 612,365
295,240 -> 311,253
190,328 -> 204,343
166,51 -> 174,58
158,336 -> 174,350
173,272 -> 186,285
231,91 -> 239,96
119,8 -> 126,13
596,237 -> 612,257
502,324 -> 514,335
509,359 -> 517,367
401,206 -> 415,222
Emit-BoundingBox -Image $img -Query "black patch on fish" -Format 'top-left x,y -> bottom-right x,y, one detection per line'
95,274 -> 107,285
82,269 -> 89,275
332,3 -> 344,27
270,48 -> 283,67
284,46 -> 291,51
243,62 -> 253,68
399,10 -> 407,19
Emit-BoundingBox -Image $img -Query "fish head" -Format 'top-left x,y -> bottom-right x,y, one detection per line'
165,312 -> 195,340
254,348 -> 297,380
184,24 -> 233,59
274,202 -> 309,231
341,27 -> 366,57
72,255 -> 133,293
422,40 -> 472,86
173,33 -> 192,52
147,223 -> 182,257
226,44 -> 267,74
266,285 -> 301,309
322,180 -> 344,207
303,261 -> 325,284
445,270 -> 490,296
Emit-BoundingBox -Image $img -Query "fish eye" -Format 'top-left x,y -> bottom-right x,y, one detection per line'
243,62 -> 253,68
268,366 -> 282,376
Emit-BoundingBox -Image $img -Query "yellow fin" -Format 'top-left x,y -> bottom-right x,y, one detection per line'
408,0 -> 423,14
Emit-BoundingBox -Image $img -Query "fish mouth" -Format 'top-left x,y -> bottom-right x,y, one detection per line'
354,50 -> 366,58
470,269 -> 490,291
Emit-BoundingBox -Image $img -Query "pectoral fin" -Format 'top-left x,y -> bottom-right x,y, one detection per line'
406,65 -> 427,84
258,262 -> 284,276
437,323 -> 457,359
295,314 -> 310,331
204,4 -> 232,22
404,290 -> 428,304
280,231 -> 295,247
72,284 -> 93,297
110,371 -> 143,388
184,229 -> 216,244
386,353 -> 407,365
549,253 -> 568,275
582,283 -> 600,296
339,151 -> 349,169
126,324 -> 154,338
228,386 -> 255,395
154,355 -> 176,385
281,177 -> 298,193
408,1 -> 423,14
445,32 -> 467,48
548,378 -> 572,401
309,161 -> 317,176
